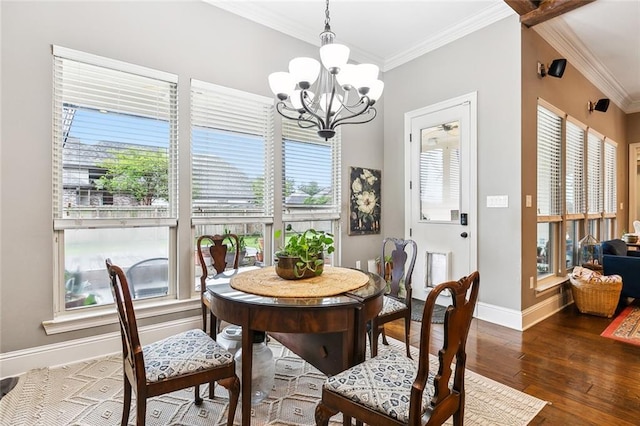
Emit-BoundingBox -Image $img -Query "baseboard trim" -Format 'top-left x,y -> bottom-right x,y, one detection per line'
474,292 -> 571,331
0,316 -> 201,379
475,301 -> 523,330
521,292 -> 572,330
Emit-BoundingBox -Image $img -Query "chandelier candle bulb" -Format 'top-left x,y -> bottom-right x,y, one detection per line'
288,57 -> 320,88
320,43 -> 350,72
268,72 -> 295,100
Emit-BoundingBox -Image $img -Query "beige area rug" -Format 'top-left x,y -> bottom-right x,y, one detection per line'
0,338 -> 546,425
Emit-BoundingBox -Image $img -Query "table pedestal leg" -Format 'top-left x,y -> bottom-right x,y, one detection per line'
240,328 -> 254,425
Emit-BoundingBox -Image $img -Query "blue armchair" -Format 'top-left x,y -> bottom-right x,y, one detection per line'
601,239 -> 640,299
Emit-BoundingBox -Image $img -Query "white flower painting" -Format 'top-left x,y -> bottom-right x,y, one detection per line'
349,167 -> 381,235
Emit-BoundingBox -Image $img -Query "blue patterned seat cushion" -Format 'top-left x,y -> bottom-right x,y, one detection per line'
380,295 -> 407,315
143,329 -> 233,383
324,349 -> 434,422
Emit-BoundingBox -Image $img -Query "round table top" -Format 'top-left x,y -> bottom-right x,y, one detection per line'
230,266 -> 369,298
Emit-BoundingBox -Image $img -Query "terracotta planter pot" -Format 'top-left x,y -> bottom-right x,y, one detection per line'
275,254 -> 324,280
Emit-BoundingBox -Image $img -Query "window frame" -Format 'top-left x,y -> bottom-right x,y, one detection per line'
535,99 -> 617,289
190,80 -> 276,290
280,120 -> 342,262
51,46 -> 179,318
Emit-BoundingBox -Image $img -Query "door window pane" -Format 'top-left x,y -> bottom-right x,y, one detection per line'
419,121 -> 460,222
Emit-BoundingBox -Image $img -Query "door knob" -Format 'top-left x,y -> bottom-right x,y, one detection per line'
460,232 -> 468,238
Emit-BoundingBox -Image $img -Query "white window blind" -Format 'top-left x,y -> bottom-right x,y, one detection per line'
52,46 -> 178,223
190,80 -> 274,219
587,132 -> 603,214
420,149 -> 443,204
537,105 -> 562,216
604,140 -> 617,214
565,120 -> 585,214
282,121 -> 341,220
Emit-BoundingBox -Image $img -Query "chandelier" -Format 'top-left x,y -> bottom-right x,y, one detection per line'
268,0 -> 384,140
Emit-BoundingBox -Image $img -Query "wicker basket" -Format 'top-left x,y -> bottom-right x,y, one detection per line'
569,273 -> 622,318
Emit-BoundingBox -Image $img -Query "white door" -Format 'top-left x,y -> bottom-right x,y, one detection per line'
405,93 -> 477,301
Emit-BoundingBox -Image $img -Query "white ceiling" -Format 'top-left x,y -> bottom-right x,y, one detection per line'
207,0 -> 640,113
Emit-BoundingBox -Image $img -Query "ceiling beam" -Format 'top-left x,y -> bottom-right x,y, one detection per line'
505,0 -> 597,27
503,0 -> 538,16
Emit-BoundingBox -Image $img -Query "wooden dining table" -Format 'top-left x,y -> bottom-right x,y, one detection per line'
205,266 -> 386,426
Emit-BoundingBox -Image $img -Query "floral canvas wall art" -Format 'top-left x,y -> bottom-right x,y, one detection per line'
349,167 -> 381,235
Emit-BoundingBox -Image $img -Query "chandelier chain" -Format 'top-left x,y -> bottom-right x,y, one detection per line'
324,0 -> 331,31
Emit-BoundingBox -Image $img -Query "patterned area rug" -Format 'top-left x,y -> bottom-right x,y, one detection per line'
0,338 -> 546,425
411,298 -> 446,323
601,303 -> 640,346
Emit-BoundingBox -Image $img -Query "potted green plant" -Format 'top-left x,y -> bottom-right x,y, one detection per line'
275,229 -> 334,279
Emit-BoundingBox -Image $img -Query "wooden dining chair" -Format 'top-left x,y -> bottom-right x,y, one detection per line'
370,237 -> 418,358
196,234 -> 241,335
106,259 -> 240,426
316,271 -> 480,426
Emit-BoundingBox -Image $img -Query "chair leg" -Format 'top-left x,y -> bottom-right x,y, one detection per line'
315,401 -> 338,426
381,325 -> 389,345
453,410 -> 463,426
219,376 -> 240,426
202,304 -> 208,332
208,313 -> 217,399
194,384 -> 203,405
121,379 -> 132,426
136,396 -> 147,426
370,323 -> 379,358
404,316 -> 412,359
453,393 -> 465,425
209,380 -> 215,399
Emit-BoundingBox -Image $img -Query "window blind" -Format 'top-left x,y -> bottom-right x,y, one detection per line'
565,120 -> 585,214
282,120 -> 341,220
536,105 -> 562,216
587,132 -> 603,214
52,46 -> 178,223
604,140 -> 617,214
190,80 -> 274,219
420,149 -> 443,204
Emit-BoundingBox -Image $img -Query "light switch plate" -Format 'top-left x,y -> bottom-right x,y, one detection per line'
487,195 -> 509,208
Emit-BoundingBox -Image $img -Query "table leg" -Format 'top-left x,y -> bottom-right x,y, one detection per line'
240,328 -> 254,425
353,305 -> 365,365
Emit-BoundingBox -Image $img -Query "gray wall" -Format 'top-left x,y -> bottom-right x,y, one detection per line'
382,15 -> 523,310
0,1 -> 383,353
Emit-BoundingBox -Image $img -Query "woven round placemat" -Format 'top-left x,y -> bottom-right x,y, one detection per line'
230,266 -> 369,298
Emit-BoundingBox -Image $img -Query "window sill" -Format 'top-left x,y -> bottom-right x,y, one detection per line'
535,275 -> 569,294
42,298 -> 200,335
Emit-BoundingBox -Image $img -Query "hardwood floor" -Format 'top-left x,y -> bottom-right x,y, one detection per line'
385,303 -> 640,425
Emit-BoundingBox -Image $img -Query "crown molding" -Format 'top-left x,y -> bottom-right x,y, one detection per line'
205,1 -> 514,72
534,19 -> 636,113
383,2 -> 514,72
204,1 -> 320,47
204,0 -> 385,67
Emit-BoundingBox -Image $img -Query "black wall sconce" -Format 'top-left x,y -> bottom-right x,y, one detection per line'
588,98 -> 610,113
537,58 -> 567,78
